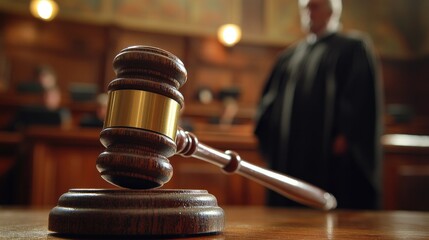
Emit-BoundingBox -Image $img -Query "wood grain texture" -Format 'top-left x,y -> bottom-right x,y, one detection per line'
48,189 -> 224,236
2,207 -> 429,239
97,45 -> 187,189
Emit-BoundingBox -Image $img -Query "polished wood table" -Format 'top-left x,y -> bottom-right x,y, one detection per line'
1,207 -> 428,239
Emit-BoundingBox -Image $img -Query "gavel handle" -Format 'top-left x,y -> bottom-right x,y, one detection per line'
175,129 -> 337,210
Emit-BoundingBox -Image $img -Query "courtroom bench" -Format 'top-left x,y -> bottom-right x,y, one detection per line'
382,134 -> 429,211
2,126 -> 429,211
0,91 -> 98,128
0,131 -> 22,204
23,126 -> 265,207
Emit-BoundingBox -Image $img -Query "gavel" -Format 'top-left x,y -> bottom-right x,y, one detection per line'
49,46 -> 336,237
97,45 -> 336,210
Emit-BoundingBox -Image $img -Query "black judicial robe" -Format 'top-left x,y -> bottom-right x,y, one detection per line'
254,32 -> 383,209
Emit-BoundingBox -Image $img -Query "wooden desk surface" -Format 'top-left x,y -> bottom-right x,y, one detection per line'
1,207 -> 428,239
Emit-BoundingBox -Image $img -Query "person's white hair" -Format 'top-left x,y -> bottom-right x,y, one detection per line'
327,0 -> 342,31
298,0 -> 343,32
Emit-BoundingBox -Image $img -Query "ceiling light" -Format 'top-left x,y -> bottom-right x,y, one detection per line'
30,0 -> 59,21
217,24 -> 242,47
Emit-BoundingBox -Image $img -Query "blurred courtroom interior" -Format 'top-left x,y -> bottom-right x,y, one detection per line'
0,0 -> 428,210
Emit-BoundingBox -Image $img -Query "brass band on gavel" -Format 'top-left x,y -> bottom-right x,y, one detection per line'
104,89 -> 181,140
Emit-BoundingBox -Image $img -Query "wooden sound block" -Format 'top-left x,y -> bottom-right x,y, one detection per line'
49,189 -> 224,237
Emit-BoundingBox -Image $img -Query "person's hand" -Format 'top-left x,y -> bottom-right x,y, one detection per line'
333,134 -> 348,156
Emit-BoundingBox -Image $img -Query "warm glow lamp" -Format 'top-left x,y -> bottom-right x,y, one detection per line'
30,0 -> 59,21
217,24 -> 242,47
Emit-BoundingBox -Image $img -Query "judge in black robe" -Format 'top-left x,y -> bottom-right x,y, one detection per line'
254,0 -> 383,209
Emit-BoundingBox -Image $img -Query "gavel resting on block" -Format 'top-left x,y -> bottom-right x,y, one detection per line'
49,46 -> 337,237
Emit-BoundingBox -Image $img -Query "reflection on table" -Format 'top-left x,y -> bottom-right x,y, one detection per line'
1,207 -> 428,239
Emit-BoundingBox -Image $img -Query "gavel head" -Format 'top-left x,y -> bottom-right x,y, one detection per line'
96,46 -> 187,189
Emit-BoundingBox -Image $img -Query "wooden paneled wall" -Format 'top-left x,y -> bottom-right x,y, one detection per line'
1,5 -> 429,211
2,12 -> 429,134
0,14 -> 107,95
